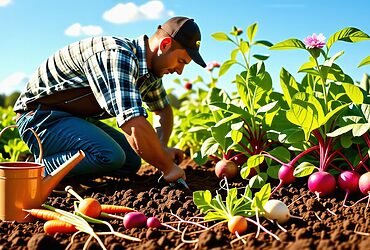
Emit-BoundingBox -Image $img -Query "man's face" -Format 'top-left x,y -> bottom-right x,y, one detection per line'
151,41 -> 192,78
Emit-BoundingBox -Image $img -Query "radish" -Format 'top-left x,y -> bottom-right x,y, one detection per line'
146,217 -> 162,228
215,159 -> 239,179
270,164 -> 295,196
227,215 -> 248,234
308,171 -> 336,197
338,170 -> 360,205
359,172 -> 370,195
123,212 -> 147,229
263,199 -> 290,224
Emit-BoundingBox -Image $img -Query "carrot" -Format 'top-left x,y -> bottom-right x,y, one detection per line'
23,208 -> 62,221
101,204 -> 136,214
43,219 -> 78,234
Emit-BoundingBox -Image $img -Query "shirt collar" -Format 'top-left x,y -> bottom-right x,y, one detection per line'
134,35 -> 157,79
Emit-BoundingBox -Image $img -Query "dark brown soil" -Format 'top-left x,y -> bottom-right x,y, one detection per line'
1,158 -> 370,250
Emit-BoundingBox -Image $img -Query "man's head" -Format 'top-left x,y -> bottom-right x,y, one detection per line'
148,16 -> 206,77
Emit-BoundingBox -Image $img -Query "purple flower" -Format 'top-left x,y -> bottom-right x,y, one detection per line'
303,33 -> 326,49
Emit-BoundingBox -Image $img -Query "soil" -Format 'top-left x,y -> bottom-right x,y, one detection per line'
0,158 -> 370,250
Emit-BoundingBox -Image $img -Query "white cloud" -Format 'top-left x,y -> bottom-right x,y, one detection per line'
0,72 -> 28,95
103,0 -> 173,24
0,0 -> 11,7
64,23 -> 103,37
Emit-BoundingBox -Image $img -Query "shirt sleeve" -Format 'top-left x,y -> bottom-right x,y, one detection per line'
142,78 -> 170,112
83,48 -> 148,127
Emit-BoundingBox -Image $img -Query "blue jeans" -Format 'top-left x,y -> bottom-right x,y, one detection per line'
16,107 -> 141,178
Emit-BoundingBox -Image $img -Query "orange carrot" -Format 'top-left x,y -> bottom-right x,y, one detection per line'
43,219 -> 78,234
23,208 -> 62,221
101,204 -> 136,214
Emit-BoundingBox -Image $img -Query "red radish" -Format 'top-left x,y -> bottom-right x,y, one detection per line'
278,164 -> 296,184
78,198 -> 102,218
359,172 -> 370,195
123,211 -> 147,229
146,217 -> 162,228
227,215 -> 248,234
215,159 -> 239,179
308,171 -> 336,197
44,220 -> 78,234
271,164 -> 295,196
338,171 -> 360,193
263,199 -> 290,224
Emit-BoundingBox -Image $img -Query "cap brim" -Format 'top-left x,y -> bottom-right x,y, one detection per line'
186,48 -> 206,68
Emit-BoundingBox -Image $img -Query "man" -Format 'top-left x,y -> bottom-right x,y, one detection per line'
14,16 -> 206,185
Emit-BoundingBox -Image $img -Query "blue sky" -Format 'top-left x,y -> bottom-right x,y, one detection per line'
1,0 -> 370,96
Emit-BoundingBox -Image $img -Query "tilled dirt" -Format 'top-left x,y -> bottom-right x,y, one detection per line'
1,158 -> 370,250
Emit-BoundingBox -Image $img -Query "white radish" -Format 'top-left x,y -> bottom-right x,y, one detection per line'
263,199 -> 290,224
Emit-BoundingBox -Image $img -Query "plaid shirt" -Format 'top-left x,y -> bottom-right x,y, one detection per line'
14,35 -> 169,126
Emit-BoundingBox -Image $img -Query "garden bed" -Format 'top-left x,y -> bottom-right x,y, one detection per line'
1,158 -> 370,250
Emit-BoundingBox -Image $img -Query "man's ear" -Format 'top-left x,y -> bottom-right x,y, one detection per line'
159,37 -> 172,54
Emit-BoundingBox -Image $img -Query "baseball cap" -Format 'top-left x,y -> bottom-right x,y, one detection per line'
158,16 -> 206,68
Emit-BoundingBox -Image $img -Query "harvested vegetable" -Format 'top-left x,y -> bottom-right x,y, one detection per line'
101,204 -> 135,214
23,208 -> 62,221
123,212 -> 147,229
263,199 -> 290,224
78,198 -> 102,218
227,215 -> 248,234
44,219 -> 77,234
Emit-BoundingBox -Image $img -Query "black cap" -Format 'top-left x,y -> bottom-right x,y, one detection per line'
158,16 -> 206,68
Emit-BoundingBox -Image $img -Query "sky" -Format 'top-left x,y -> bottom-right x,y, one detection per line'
1,0 -> 370,96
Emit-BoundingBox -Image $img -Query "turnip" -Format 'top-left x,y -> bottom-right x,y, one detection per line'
308,171 -> 336,197
123,211 -> 147,229
263,199 -> 290,224
338,170 -> 360,206
215,159 -> 239,179
227,215 -> 248,235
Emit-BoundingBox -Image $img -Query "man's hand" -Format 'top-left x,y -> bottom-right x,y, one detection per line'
162,163 -> 186,182
164,147 -> 184,164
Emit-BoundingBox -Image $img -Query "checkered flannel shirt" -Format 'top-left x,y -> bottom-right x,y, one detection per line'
13,35 -> 169,127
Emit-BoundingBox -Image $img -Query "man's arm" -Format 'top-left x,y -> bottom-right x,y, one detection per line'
120,115 -> 185,182
153,104 -> 173,146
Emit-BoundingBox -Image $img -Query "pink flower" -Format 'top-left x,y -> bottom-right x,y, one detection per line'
303,33 -> 326,49
206,61 -> 221,71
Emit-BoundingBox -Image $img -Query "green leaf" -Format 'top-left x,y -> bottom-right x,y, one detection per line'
358,55 -> 370,68
193,190 -> 213,213
253,40 -> 273,47
212,32 -> 232,42
247,154 -> 265,168
249,173 -> 268,189
253,54 -> 270,61
231,130 -> 243,143
327,124 -> 355,137
219,60 -> 237,77
352,123 -> 370,137
270,39 -> 306,50
293,162 -> 316,177
200,137 -> 220,157
247,23 -> 258,42
240,41 -> 250,54
326,27 -> 370,50
252,183 -> 271,211
256,101 -> 278,114
279,68 -> 300,107
342,83 -> 364,104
